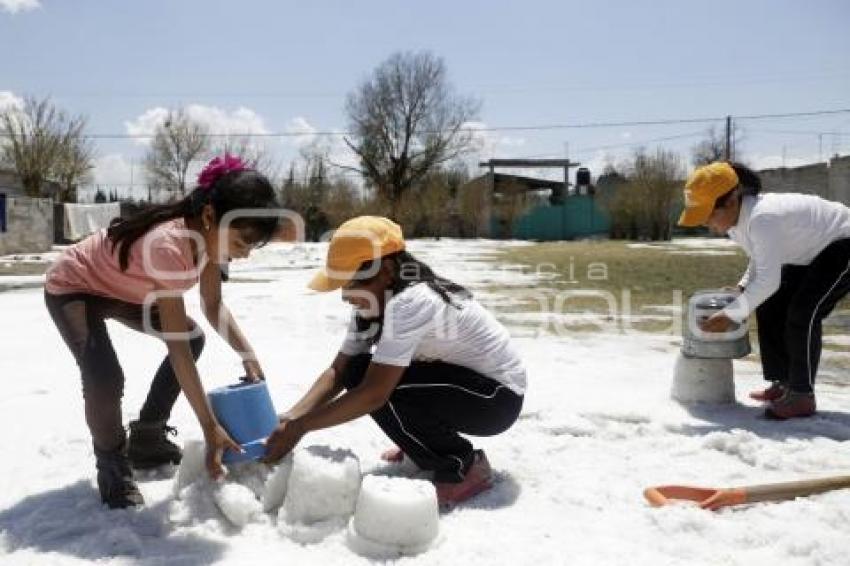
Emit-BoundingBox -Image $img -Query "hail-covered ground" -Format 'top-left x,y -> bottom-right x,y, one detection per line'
0,238 -> 849,566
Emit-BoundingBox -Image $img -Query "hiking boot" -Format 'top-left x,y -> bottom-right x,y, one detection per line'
435,450 -> 494,509
95,445 -> 144,509
380,445 -> 405,463
749,382 -> 786,402
765,390 -> 816,420
127,419 -> 182,469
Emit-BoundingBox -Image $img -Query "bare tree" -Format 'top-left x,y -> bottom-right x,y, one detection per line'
396,174 -> 453,237
691,125 -> 744,166
54,126 -> 95,202
322,178 -> 367,230
596,164 -> 634,239
602,149 -> 683,241
632,148 -> 684,240
144,109 -> 210,197
0,96 -> 92,198
342,51 -> 480,218
212,134 -> 279,179
458,175 -> 491,237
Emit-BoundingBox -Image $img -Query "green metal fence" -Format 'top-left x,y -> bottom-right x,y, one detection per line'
491,195 -> 610,240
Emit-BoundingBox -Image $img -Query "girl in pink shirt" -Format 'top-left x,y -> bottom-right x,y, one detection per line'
45,155 -> 280,509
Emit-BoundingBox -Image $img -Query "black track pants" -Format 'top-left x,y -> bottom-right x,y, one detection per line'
755,238 -> 850,393
341,354 -> 523,483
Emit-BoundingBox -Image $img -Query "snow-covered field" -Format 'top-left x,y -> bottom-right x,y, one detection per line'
627,238 -> 741,256
1,239 -> 849,566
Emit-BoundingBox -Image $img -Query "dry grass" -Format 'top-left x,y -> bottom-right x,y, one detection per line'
492,239 -> 850,339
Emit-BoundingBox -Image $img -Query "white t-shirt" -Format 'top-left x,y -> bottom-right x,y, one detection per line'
723,192 -> 850,322
339,283 -> 527,395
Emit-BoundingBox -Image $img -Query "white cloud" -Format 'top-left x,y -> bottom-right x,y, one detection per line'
74,153 -> 154,203
124,104 -> 270,147
92,154 -> 135,186
285,116 -> 318,148
463,120 -> 527,165
279,116 -> 359,175
0,0 -> 39,14
124,107 -> 169,143
0,90 -> 23,112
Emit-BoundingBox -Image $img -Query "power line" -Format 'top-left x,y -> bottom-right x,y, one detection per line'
55,107 -> 850,140
746,128 -> 848,136
733,108 -> 850,121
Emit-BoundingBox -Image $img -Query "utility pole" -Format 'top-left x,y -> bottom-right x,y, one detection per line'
725,115 -> 732,160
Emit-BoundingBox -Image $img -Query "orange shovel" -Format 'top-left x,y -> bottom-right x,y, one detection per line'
644,475 -> 850,511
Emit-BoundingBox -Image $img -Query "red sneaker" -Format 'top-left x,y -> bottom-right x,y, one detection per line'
380,446 -> 405,463
749,383 -> 786,402
765,391 -> 816,420
435,450 -> 494,508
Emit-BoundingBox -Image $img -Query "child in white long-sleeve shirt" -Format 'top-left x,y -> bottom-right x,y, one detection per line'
679,161 -> 850,419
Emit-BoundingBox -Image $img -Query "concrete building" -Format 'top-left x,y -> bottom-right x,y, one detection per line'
759,154 -> 850,204
0,168 -> 56,255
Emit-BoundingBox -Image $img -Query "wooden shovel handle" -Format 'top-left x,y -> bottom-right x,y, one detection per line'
644,475 -> 850,510
744,475 -> 850,503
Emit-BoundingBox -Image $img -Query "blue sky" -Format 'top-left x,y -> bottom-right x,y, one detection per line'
1,0 -> 849,197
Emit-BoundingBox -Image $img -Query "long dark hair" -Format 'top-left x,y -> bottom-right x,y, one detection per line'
354,250 -> 472,343
716,161 -> 762,207
387,250 -> 472,305
108,169 -> 279,270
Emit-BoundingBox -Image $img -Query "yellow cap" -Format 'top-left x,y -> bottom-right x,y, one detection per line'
678,162 -> 739,227
308,216 -> 405,292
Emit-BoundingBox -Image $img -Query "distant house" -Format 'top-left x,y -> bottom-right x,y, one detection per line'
461,171 -> 609,240
0,168 -> 56,255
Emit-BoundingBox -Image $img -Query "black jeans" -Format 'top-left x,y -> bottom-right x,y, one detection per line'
755,238 -> 850,394
341,353 -> 524,483
45,292 -> 205,453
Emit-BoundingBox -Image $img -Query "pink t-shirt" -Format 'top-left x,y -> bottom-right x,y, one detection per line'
46,218 -> 199,305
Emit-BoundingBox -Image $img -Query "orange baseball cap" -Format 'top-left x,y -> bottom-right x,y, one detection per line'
678,162 -> 739,227
308,216 -> 405,292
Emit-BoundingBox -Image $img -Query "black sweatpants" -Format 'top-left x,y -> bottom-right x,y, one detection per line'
341,354 -> 523,483
755,238 -> 850,394
45,292 -> 205,453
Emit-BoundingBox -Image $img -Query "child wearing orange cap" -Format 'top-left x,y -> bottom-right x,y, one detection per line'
263,216 -> 526,508
679,161 -> 850,419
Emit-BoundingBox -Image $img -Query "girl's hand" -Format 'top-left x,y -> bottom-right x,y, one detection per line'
262,418 -> 306,464
204,423 -> 244,480
700,312 -> 735,334
242,359 -> 265,382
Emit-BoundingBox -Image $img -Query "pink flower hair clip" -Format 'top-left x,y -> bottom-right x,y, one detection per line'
197,154 -> 250,190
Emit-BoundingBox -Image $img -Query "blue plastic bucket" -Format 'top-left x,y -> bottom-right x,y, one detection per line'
207,381 -> 278,463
